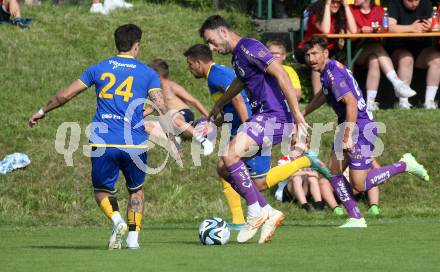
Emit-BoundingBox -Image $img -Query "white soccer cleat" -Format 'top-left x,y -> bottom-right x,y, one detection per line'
237,209 -> 269,243
258,209 -> 285,244
201,138 -> 214,156
395,101 -> 412,110
367,100 -> 379,112
424,100 -> 438,110
108,221 -> 128,250
394,82 -> 416,98
338,217 -> 367,228
400,153 -> 430,181
90,3 -> 108,15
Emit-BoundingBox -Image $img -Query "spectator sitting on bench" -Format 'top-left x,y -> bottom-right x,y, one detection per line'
295,0 -> 357,97
388,0 -> 440,109
350,0 -> 416,112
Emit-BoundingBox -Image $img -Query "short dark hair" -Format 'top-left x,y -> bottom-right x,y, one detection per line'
199,15 -> 231,37
114,24 -> 142,52
149,59 -> 169,78
302,35 -> 328,52
184,44 -> 213,62
266,39 -> 287,51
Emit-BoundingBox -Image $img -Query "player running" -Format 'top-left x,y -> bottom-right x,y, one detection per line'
184,44 -> 271,230
198,15 -> 331,243
302,35 -> 429,228
28,24 -> 170,249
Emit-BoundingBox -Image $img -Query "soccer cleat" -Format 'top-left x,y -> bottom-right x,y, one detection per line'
304,151 -> 332,179
258,209 -> 285,244
227,223 -> 245,231
237,209 -> 269,243
368,205 -> 381,216
394,82 -> 416,98
333,206 -> 345,216
338,217 -> 367,228
395,101 -> 412,110
424,100 -> 438,110
367,101 -> 380,112
108,221 -> 128,250
400,153 -> 430,181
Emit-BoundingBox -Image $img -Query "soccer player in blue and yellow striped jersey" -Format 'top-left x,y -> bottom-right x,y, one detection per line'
29,24 -> 169,250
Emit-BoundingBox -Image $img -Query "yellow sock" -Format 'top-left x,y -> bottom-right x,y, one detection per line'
265,156 -> 311,188
222,179 -> 245,225
128,211 -> 143,231
99,197 -> 119,220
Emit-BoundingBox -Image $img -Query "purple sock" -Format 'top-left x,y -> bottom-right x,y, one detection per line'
329,174 -> 363,219
252,182 -> 268,207
364,162 -> 406,191
226,161 -> 259,206
226,173 -> 267,207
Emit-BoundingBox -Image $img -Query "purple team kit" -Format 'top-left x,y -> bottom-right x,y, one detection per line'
231,38 -> 294,152
320,59 -> 378,170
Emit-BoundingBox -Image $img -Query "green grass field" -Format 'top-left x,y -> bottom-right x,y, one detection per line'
3,218 -> 440,272
1,3 -> 440,271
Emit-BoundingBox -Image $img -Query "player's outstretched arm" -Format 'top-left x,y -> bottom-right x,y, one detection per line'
208,78 -> 244,121
28,80 -> 87,127
266,61 -> 308,128
172,83 -> 209,117
302,89 -> 326,117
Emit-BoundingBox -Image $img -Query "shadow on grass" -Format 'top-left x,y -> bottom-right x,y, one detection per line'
148,241 -> 200,245
281,222 -> 339,228
28,245 -> 104,250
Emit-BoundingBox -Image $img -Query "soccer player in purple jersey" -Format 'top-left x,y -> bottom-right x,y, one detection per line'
302,35 -> 430,228
199,15 -> 331,243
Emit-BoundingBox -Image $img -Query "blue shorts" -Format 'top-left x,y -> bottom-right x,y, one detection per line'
91,147 -> 147,193
245,155 -> 271,179
177,108 -> 195,124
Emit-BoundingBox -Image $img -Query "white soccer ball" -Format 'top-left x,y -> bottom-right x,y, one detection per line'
198,217 -> 230,245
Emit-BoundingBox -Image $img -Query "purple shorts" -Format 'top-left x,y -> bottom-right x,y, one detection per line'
334,122 -> 377,170
241,114 -> 293,156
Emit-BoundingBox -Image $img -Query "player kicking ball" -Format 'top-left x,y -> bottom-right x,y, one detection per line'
184,44 -> 272,231
28,24 -> 170,249
302,35 -> 429,228
199,15 -> 331,243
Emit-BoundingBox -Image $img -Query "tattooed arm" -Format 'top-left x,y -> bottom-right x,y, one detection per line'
29,80 -> 87,127
148,88 -> 168,115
